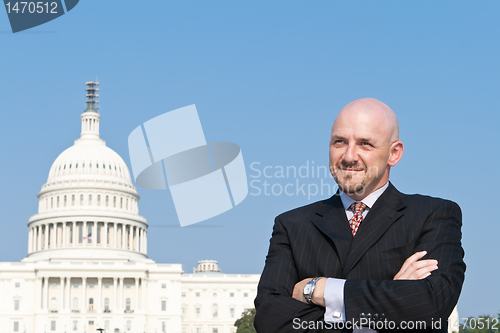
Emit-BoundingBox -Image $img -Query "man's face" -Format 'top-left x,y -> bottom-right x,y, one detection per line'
329,112 -> 393,200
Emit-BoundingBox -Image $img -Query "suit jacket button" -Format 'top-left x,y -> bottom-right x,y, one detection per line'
373,314 -> 379,320
360,313 -> 366,319
380,313 -> 386,320
366,313 -> 372,319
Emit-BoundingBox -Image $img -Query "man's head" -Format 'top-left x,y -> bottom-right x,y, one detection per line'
329,98 -> 403,201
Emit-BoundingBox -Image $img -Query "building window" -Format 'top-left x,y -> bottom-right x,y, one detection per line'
106,195 -> 109,207
162,322 -> 167,333
196,307 -> 201,318
126,284 -> 131,288
104,298 -> 110,311
14,299 -> 20,310
105,320 -> 110,331
230,292 -> 234,297
213,292 -> 217,298
104,283 -> 110,288
57,196 -> 60,207
212,328 -> 219,333
52,283 -> 57,288
13,322 -> 19,332
73,320 -> 78,330
230,308 -> 235,318
72,195 -> 75,206
195,292 -> 200,297
125,297 -> 131,311
97,195 -> 101,206
212,304 -> 218,318
73,283 -> 78,288
113,197 -> 116,208
126,320 -> 131,331
51,320 -> 56,331
89,283 -> 94,288
244,292 -> 248,297
89,298 -> 94,310
51,297 -> 57,311
15,282 -> 20,288
80,195 -> 83,205
196,328 -> 201,333
64,195 -> 67,206
161,300 -> 166,311
73,297 -> 78,311
181,292 -> 186,297
89,194 -> 92,205
161,283 -> 166,289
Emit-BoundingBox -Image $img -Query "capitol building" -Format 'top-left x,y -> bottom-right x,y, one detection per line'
0,83 -> 259,333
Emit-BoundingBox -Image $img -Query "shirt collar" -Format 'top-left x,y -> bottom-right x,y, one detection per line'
340,182 -> 389,211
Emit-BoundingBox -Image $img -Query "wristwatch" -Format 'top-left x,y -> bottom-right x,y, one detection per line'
303,277 -> 323,305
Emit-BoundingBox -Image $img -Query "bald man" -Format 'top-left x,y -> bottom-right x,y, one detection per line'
254,98 -> 465,333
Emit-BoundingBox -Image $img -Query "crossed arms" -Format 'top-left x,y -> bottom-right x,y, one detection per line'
254,199 -> 466,333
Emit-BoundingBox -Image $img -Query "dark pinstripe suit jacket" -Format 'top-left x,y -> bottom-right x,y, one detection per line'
254,182 -> 466,333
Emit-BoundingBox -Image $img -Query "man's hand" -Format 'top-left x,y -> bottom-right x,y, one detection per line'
393,251 -> 438,280
292,277 -> 327,307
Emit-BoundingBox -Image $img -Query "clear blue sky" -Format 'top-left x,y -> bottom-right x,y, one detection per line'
1,0 -> 499,320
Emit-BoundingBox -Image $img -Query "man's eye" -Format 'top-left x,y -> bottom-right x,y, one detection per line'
333,140 -> 345,145
360,142 -> 373,147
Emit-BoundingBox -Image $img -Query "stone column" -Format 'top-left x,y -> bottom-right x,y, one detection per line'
120,277 -> 124,310
93,221 -> 97,247
98,277 -> 102,312
44,224 -> 49,249
135,277 -> 139,310
104,222 -> 108,248
38,226 -> 42,251
130,226 -> 134,251
114,223 -> 118,249
60,277 -> 65,310
113,277 -> 117,311
82,277 -> 86,313
63,222 -> 67,247
36,277 -> 42,311
141,278 -> 146,310
122,224 -> 126,250
66,277 -> 71,310
43,277 -> 49,310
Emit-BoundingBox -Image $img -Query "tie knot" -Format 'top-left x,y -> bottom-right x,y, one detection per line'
349,202 -> 367,214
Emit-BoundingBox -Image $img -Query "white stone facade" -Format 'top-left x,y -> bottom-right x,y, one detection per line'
0,83 -> 259,333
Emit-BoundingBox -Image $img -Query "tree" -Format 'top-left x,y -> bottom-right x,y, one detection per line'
234,308 -> 257,333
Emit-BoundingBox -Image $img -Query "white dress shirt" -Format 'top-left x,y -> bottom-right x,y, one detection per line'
323,182 -> 389,324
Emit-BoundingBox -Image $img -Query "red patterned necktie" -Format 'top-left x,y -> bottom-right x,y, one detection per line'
349,202 -> 367,237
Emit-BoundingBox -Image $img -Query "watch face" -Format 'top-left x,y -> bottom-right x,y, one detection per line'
304,284 -> 312,294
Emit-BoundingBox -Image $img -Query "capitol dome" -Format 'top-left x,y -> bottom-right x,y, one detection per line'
25,82 -> 149,262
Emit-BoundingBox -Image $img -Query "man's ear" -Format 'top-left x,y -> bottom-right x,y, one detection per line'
388,141 -> 404,167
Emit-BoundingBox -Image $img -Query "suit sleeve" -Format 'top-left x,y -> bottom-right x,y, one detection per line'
254,216 -> 336,333
343,200 -> 466,327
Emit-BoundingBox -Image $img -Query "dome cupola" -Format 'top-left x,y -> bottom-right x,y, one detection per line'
25,82 -> 149,262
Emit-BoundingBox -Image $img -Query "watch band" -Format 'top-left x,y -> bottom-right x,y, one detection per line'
303,277 -> 323,305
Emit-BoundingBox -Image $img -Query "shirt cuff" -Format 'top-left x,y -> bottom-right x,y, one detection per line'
323,278 -> 346,323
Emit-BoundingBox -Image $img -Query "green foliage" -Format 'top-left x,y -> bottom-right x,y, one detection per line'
459,313 -> 500,333
234,308 -> 257,333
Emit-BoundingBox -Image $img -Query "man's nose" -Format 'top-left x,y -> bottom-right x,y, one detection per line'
342,144 -> 358,164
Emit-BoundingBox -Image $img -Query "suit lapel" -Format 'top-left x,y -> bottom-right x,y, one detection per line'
342,183 -> 407,278
311,194 -> 353,268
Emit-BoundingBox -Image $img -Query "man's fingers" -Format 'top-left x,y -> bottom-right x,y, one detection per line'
395,259 -> 438,280
399,251 -> 427,273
